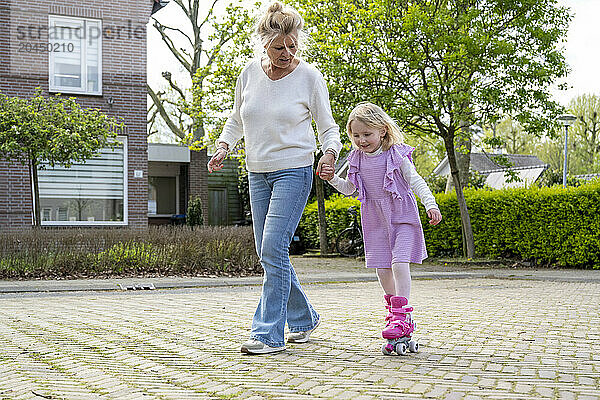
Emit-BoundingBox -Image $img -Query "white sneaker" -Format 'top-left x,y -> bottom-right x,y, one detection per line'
240,339 -> 285,354
288,318 -> 320,343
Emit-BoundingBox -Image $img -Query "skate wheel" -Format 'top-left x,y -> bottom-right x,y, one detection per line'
381,343 -> 393,355
408,339 -> 419,353
395,342 -> 408,355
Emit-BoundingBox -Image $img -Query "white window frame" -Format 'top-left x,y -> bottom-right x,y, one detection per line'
40,136 -> 128,227
48,15 -> 103,95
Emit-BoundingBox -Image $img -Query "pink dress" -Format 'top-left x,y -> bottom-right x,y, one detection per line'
347,144 -> 428,267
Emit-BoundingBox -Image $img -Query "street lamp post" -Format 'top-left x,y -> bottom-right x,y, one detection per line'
557,114 -> 577,188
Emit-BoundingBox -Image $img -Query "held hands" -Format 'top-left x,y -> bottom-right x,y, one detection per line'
427,208 -> 443,225
207,146 -> 228,173
316,153 -> 336,180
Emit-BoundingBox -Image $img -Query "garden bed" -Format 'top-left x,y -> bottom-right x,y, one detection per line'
0,226 -> 261,280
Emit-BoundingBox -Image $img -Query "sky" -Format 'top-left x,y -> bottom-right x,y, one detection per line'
147,0 -> 600,108
554,0 -> 600,105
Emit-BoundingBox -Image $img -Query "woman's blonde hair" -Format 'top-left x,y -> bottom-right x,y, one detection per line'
254,2 -> 310,58
346,102 -> 405,151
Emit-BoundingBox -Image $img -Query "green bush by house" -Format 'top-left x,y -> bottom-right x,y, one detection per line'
300,181 -> 600,268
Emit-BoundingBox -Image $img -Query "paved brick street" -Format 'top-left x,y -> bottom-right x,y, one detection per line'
0,277 -> 599,399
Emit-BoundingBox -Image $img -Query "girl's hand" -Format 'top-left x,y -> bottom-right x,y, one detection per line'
318,164 -> 335,181
427,208 -> 442,225
207,147 -> 227,173
316,152 -> 335,180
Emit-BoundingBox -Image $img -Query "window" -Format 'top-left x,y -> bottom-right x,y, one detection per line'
41,208 -> 52,222
48,16 -> 102,95
37,137 -> 127,225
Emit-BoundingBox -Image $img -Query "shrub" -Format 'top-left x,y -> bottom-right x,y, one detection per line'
424,174 -> 447,193
300,181 -> 600,268
420,181 -> 600,268
187,196 -> 204,226
0,226 -> 260,279
298,194 -> 361,250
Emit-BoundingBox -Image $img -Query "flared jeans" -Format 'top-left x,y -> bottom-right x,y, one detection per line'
248,165 -> 320,347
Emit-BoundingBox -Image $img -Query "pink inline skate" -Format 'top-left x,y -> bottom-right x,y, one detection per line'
381,296 -> 419,355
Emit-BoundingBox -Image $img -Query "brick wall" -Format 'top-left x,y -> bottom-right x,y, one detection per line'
0,0 -> 153,231
189,149 -> 209,223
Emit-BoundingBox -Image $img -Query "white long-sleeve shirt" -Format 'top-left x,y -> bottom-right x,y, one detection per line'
328,147 -> 439,211
217,59 -> 342,173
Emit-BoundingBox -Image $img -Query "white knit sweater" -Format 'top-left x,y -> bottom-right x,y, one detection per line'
217,59 -> 342,172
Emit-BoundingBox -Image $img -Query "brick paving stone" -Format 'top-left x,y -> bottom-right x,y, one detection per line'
460,375 -> 478,384
535,386 -> 556,398
443,391 -> 466,400
514,383 -> 533,393
408,383 -> 431,394
424,386 -> 448,398
0,278 -> 600,399
558,391 -> 577,400
559,374 -> 576,382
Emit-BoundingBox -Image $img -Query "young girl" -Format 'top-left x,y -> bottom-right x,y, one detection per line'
319,102 -> 442,354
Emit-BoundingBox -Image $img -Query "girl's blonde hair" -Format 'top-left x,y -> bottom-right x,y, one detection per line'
254,2 -> 311,58
346,102 -> 405,151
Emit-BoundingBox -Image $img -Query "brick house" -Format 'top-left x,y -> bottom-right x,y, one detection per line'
0,0 -> 208,231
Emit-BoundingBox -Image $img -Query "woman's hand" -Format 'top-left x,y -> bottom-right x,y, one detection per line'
207,146 -> 228,173
318,164 -> 335,181
316,152 -> 336,180
427,208 -> 443,225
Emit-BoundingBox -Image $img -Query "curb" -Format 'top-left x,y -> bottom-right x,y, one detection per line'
1,269 -> 600,294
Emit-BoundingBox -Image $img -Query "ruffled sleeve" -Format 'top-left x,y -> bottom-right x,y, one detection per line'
383,144 -> 415,199
346,150 -> 366,201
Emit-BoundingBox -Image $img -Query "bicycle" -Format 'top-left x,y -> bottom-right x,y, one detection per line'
335,206 -> 364,257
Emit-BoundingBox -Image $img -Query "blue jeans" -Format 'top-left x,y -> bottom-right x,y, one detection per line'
248,166 -> 319,347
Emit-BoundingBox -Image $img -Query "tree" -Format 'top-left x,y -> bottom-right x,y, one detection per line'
148,0 -> 255,225
147,0 -> 254,145
484,117 -> 537,155
0,90 -> 123,226
568,94 -> 600,173
294,0 -> 569,257
535,94 -> 600,178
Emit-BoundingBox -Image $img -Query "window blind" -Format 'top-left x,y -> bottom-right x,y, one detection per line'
38,146 -> 124,200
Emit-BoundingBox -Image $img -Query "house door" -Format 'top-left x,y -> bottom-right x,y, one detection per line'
208,188 -> 228,225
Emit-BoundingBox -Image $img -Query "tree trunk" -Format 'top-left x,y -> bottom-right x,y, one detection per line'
443,136 -> 475,258
30,159 -> 41,227
445,135 -> 471,193
315,174 -> 328,255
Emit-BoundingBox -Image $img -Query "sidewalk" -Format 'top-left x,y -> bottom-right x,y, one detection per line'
1,255 -> 599,293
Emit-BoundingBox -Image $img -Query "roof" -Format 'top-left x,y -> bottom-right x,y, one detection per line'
152,0 -> 169,15
575,173 -> 600,181
471,153 -> 547,173
433,152 -> 548,176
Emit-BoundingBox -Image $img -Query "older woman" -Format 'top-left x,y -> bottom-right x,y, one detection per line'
207,1 -> 342,354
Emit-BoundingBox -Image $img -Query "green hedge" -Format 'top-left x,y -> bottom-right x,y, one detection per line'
300,181 -> 600,268
298,194 -> 361,251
